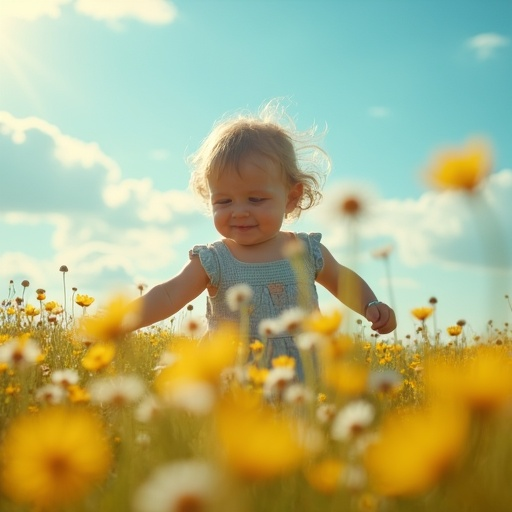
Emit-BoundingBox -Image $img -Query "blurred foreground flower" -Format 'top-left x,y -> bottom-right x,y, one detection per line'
154,326 -> 239,395
80,295 -> 140,342
426,346 -> 512,414
304,457 -> 344,495
82,342 -> 116,372
1,406 -> 113,509
133,459 -> 220,512
214,392 -> 307,480
423,138 -> 492,192
365,404 -> 469,496
0,335 -> 42,368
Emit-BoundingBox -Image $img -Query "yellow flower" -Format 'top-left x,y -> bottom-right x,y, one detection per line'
80,295 -> 140,342
304,458 -> 344,494
67,384 -> 91,404
45,300 -> 60,313
82,342 -> 116,372
75,294 -> 95,308
303,309 -> 343,335
424,138 -> 492,192
154,326 -> 238,397
214,392 -> 306,480
365,404 -> 469,496
411,307 -> 434,321
446,325 -> 463,337
427,346 -> 512,413
271,355 -> 296,369
246,365 -> 269,386
1,406 -> 112,509
249,340 -> 265,354
324,360 -> 368,397
24,304 -> 40,317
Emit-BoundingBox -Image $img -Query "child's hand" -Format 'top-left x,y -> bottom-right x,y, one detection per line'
365,301 -> 397,334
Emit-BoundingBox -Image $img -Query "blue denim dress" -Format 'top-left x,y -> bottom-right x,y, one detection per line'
189,232 -> 324,379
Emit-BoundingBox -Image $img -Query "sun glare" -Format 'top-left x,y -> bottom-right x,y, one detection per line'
0,17 -> 46,110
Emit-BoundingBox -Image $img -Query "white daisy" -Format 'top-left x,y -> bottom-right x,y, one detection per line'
367,369 -> 403,394
132,459 -> 218,512
51,368 -> 80,387
295,331 -> 328,351
225,283 -> 253,312
258,317 -> 283,338
316,403 -> 337,424
283,383 -> 314,405
135,394 -> 164,423
279,307 -> 306,334
181,316 -> 207,338
88,374 -> 146,406
35,384 -> 66,404
263,366 -> 296,398
331,400 -> 375,441
162,381 -> 217,416
0,337 -> 41,368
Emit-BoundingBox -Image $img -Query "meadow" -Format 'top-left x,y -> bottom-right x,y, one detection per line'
1,139 -> 511,512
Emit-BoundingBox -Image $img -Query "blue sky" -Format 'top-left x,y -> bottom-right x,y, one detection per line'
1,0 -> 511,340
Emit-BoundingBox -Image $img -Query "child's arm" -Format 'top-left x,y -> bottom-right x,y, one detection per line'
316,244 -> 396,334
130,257 -> 210,330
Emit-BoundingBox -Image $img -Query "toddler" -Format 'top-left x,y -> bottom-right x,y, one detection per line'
131,102 -> 396,378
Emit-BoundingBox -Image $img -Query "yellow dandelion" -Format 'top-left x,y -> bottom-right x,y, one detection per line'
249,340 -> 265,361
411,307 -> 434,322
303,309 -> 343,335
428,346 -> 512,413
304,458 -> 344,494
214,393 -> 306,481
82,342 -> 116,372
323,360 -> 368,397
424,138 -> 492,192
24,304 -> 40,318
80,295 -> 140,343
67,384 -> 91,404
154,326 -> 238,396
365,404 -> 469,496
446,325 -> 463,337
271,355 -> 296,369
1,406 -> 113,509
44,300 -> 60,313
247,365 -> 269,386
75,294 -> 95,308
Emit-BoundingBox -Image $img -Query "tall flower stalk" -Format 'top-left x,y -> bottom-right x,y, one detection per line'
60,265 -> 69,325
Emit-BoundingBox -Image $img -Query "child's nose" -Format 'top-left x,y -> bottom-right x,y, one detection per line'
231,206 -> 249,218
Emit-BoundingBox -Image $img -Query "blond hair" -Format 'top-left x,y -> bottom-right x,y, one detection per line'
188,100 -> 330,220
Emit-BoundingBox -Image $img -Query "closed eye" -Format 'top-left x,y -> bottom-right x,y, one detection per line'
249,197 -> 266,203
213,198 -> 231,205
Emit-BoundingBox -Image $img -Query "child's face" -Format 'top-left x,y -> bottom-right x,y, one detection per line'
208,153 -> 302,246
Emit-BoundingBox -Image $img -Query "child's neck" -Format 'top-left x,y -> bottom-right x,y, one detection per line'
223,231 -> 294,263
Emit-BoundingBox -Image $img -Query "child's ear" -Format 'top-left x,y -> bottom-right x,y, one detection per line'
285,183 -> 304,214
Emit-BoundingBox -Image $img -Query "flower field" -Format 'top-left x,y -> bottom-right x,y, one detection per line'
1,282 -> 511,512
1,140 -> 511,512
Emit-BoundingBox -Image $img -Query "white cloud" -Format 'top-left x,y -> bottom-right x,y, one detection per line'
74,0 -> 177,25
467,33 -> 509,60
0,0 -> 71,21
308,170 -> 512,272
0,111 -> 206,304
